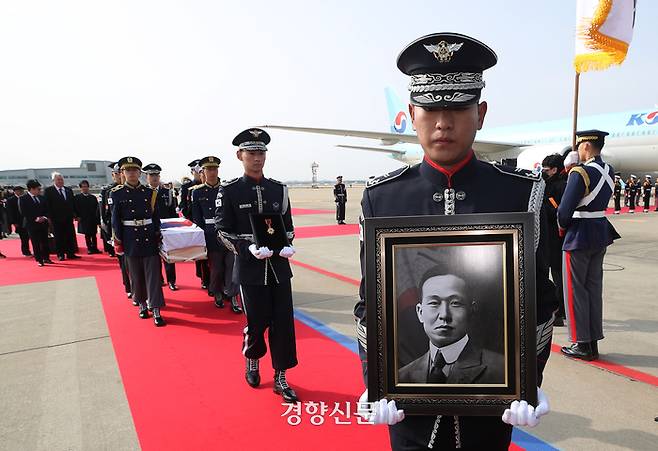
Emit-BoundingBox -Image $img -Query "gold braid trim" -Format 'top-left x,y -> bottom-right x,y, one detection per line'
570,166 -> 591,196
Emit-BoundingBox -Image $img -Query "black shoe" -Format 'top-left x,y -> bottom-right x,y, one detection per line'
132,300 -> 139,306
168,282 -> 178,291
44,259 -> 54,264
245,359 -> 260,388
58,255 -> 66,261
108,251 -> 116,257
591,340 -> 599,360
207,290 -> 214,298
230,296 -> 243,314
139,308 -> 150,319
154,315 -> 166,327
88,249 -> 102,255
67,254 -> 81,259
37,262 -> 44,267
201,283 -> 208,290
554,316 -> 565,327
274,371 -> 299,403
214,297 -> 225,308
561,342 -> 595,361
127,292 -> 133,299
23,253 -> 33,257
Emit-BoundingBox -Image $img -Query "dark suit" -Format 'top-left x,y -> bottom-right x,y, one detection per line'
399,341 -> 504,385
44,185 -> 77,257
7,194 -> 31,255
18,194 -> 50,263
73,193 -> 100,252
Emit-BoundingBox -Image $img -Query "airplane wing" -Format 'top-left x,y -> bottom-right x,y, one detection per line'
336,144 -> 406,155
260,125 -> 420,144
472,140 -> 522,154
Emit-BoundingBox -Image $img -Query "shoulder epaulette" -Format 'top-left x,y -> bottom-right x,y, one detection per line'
221,178 -> 239,187
366,165 -> 411,189
491,163 -> 541,182
110,184 -> 124,192
268,178 -> 286,186
189,183 -> 204,191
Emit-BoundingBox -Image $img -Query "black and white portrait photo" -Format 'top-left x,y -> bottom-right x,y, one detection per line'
394,243 -> 507,387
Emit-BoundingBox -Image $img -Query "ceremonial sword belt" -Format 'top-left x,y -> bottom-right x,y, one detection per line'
572,211 -> 606,218
122,219 -> 153,226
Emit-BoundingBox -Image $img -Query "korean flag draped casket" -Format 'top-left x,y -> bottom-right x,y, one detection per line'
159,218 -> 207,262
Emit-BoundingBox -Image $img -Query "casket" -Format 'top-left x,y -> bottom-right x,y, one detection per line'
159,218 -> 207,263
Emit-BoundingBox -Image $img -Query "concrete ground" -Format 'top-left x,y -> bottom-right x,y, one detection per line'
1,185 -> 656,450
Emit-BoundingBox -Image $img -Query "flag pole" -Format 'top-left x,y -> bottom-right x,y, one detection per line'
571,71 -> 580,151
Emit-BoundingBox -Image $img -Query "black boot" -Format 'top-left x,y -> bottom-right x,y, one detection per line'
245,359 -> 260,388
214,296 -> 225,308
273,370 -> 299,403
230,295 -> 243,314
138,304 -> 150,319
590,340 -> 599,360
561,342 -> 594,361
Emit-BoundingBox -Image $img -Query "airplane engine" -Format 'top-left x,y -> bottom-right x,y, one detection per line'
515,144 -> 572,172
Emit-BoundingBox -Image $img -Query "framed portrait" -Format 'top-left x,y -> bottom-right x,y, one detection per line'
365,213 -> 537,416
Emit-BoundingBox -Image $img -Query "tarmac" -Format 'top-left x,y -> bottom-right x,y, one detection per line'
1,186 -> 656,450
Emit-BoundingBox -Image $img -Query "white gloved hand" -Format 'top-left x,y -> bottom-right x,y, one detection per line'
357,390 -> 405,425
248,244 -> 273,260
279,246 -> 296,258
502,387 -> 550,428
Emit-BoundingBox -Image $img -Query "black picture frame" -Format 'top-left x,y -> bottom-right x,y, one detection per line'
365,213 -> 537,416
249,213 -> 290,251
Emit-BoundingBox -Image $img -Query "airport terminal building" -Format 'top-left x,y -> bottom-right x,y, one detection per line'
0,160 -> 113,188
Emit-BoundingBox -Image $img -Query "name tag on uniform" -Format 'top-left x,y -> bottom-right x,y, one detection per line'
239,203 -> 251,209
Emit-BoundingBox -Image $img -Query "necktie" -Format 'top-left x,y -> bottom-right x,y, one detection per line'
59,187 -> 66,199
428,352 -> 447,383
34,196 -> 39,204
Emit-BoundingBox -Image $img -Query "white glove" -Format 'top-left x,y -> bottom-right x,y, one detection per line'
279,246 -> 296,258
502,387 -> 549,428
248,244 -> 273,260
357,390 -> 405,425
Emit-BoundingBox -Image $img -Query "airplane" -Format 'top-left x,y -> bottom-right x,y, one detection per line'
263,88 -> 658,177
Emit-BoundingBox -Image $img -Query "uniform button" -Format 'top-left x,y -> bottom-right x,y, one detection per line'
134,228 -> 138,231
136,238 -> 140,242
433,192 -> 443,202
145,238 -> 149,241
129,200 -> 132,203
456,191 -> 466,201
131,209 -> 135,212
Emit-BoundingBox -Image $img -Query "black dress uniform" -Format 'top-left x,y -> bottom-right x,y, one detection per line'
334,176 -> 347,224
215,128 -> 299,403
7,188 -> 31,256
642,176 -> 652,212
625,176 -> 638,212
18,180 -> 52,266
612,174 -> 622,214
73,191 -> 101,253
103,164 -> 132,296
191,156 -> 241,312
143,164 -> 178,290
355,33 -> 558,450
558,131 -> 620,360
181,160 -> 210,290
110,157 -> 165,327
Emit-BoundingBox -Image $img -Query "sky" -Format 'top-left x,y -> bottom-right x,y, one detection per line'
0,0 -> 656,182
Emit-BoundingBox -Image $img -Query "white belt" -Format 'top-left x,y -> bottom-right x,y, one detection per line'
204,218 -> 215,224
572,211 -> 605,218
122,219 -> 153,226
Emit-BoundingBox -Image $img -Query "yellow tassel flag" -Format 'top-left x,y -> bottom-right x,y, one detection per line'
574,0 -> 636,73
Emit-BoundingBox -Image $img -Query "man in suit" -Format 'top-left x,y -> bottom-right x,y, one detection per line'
18,180 -> 53,266
44,172 -> 80,260
7,186 -> 31,256
73,180 -> 101,254
399,268 -> 504,385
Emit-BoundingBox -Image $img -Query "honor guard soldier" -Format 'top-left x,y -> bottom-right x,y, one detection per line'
642,175 -> 652,212
215,128 -> 299,403
110,157 -> 166,327
625,174 -> 638,212
612,173 -> 622,214
558,130 -> 620,360
144,163 -> 179,291
179,160 -> 201,220
355,33 -> 556,449
655,176 -> 658,211
103,162 -> 133,297
334,175 -> 347,224
191,156 -> 242,313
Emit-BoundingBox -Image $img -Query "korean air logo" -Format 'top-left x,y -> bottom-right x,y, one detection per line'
393,111 -> 407,133
627,111 -> 658,126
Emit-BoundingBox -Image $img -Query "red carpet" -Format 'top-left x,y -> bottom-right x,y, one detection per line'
606,206 -> 656,215
290,208 -> 334,215
295,224 -> 359,239
0,237 -> 389,450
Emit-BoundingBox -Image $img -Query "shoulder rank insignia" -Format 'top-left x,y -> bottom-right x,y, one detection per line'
221,177 -> 239,187
110,184 -> 124,192
491,163 -> 541,182
366,165 -> 411,189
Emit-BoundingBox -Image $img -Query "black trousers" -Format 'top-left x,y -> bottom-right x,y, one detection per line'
336,201 -> 346,221
100,228 -> 114,254
15,224 -> 31,255
160,259 -> 176,284
84,234 -> 99,252
52,218 -> 77,256
126,254 -> 165,309
240,279 -> 297,370
613,194 -> 621,211
118,254 -> 132,294
643,193 -> 651,210
549,241 -> 565,317
208,248 -> 238,298
27,223 -> 49,263
195,260 -> 209,287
